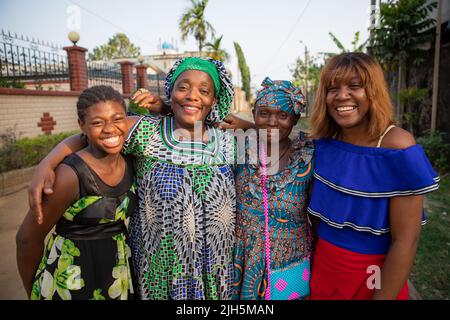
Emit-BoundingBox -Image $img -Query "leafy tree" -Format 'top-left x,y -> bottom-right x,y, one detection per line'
233,42 -> 252,101
204,35 -> 230,63
290,54 -> 323,115
88,33 -> 140,61
179,0 -> 215,52
370,0 -> 437,119
290,55 -> 322,92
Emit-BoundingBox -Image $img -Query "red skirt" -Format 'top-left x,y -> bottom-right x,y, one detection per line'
310,238 -> 408,300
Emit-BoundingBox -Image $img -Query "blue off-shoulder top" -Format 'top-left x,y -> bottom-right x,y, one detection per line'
307,138 -> 440,254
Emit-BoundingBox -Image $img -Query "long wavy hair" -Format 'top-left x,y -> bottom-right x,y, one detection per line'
310,52 -> 395,139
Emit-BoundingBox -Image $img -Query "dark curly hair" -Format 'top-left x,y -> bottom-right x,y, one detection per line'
77,85 -> 125,121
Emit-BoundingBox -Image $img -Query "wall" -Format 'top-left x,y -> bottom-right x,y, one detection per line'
231,87 -> 251,114
0,88 -> 133,141
0,88 -> 80,139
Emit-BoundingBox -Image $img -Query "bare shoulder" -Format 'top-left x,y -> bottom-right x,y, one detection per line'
380,126 -> 416,150
55,163 -> 77,180
40,163 -> 79,223
53,163 -> 79,201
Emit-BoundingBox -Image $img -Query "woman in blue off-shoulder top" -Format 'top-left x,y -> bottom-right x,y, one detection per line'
307,53 -> 439,300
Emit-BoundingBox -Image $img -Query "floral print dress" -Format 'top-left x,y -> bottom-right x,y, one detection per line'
31,154 -> 137,300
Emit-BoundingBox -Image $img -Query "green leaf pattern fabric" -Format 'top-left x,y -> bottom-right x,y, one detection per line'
63,196 -> 102,221
32,235 -> 85,300
31,188 -> 135,300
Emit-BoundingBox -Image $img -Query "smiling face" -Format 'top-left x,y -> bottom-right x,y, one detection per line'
253,106 -> 299,144
79,101 -> 127,155
326,73 -> 370,130
171,69 -> 216,130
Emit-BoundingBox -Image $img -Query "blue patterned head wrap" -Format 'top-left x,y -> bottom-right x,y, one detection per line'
255,77 -> 306,116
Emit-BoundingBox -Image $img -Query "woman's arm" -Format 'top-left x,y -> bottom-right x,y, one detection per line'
372,127 -> 421,299
29,115 -> 141,224
17,164 -> 78,298
218,114 -> 256,131
29,89 -> 162,223
371,195 -> 423,300
28,134 -> 86,224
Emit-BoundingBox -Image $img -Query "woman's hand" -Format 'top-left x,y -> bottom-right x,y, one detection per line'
218,114 -> 256,131
28,162 -> 56,225
131,88 -> 167,114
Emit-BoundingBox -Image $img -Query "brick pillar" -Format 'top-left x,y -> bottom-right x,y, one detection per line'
119,61 -> 134,95
63,45 -> 88,91
135,64 -> 149,90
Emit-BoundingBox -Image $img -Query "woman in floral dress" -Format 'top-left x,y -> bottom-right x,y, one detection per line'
16,86 -> 136,300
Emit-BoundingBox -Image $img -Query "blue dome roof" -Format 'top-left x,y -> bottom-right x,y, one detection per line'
162,41 -> 174,50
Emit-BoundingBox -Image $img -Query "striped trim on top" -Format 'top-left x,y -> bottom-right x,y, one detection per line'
125,116 -> 146,143
307,207 -> 427,236
314,172 -> 440,198
161,117 -> 219,157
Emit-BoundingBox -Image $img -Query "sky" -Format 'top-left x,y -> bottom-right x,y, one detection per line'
0,0 -> 373,91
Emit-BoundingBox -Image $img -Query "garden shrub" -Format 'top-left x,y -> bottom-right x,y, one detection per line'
417,130 -> 450,174
0,128 -> 79,173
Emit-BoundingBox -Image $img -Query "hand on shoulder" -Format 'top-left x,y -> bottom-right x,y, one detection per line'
380,126 -> 416,150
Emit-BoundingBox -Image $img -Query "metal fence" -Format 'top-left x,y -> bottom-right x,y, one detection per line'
1,30 -> 168,96
87,61 -> 123,93
0,30 -> 69,90
147,73 -> 166,98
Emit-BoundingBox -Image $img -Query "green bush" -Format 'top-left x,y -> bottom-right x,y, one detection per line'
0,128 -> 80,173
0,76 -> 26,89
417,130 -> 450,174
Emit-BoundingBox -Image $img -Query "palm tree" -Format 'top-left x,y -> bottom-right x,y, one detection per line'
179,0 -> 215,52
319,31 -> 368,62
204,35 -> 230,62
329,31 -> 368,53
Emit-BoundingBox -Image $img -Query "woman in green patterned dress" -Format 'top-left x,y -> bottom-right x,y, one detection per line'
16,86 -> 136,300
27,58 -> 236,300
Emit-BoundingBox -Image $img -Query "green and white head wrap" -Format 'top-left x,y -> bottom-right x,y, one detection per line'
165,57 -> 234,125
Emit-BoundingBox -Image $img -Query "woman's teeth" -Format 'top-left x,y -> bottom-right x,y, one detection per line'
336,106 -> 357,112
183,106 -> 199,112
102,136 -> 120,146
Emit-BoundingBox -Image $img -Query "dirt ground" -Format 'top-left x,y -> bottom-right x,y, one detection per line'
0,186 -> 29,300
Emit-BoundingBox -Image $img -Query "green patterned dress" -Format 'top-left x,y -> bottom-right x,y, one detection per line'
31,154 -> 137,300
123,115 -> 236,300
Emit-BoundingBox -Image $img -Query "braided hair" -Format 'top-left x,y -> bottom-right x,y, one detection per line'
77,85 -> 125,121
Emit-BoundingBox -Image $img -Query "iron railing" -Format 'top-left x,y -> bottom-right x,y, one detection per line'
87,61 -> 123,93
0,30 -> 69,89
147,73 -> 166,98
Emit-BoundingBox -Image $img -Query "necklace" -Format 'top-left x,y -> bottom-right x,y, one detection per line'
258,139 -> 292,169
